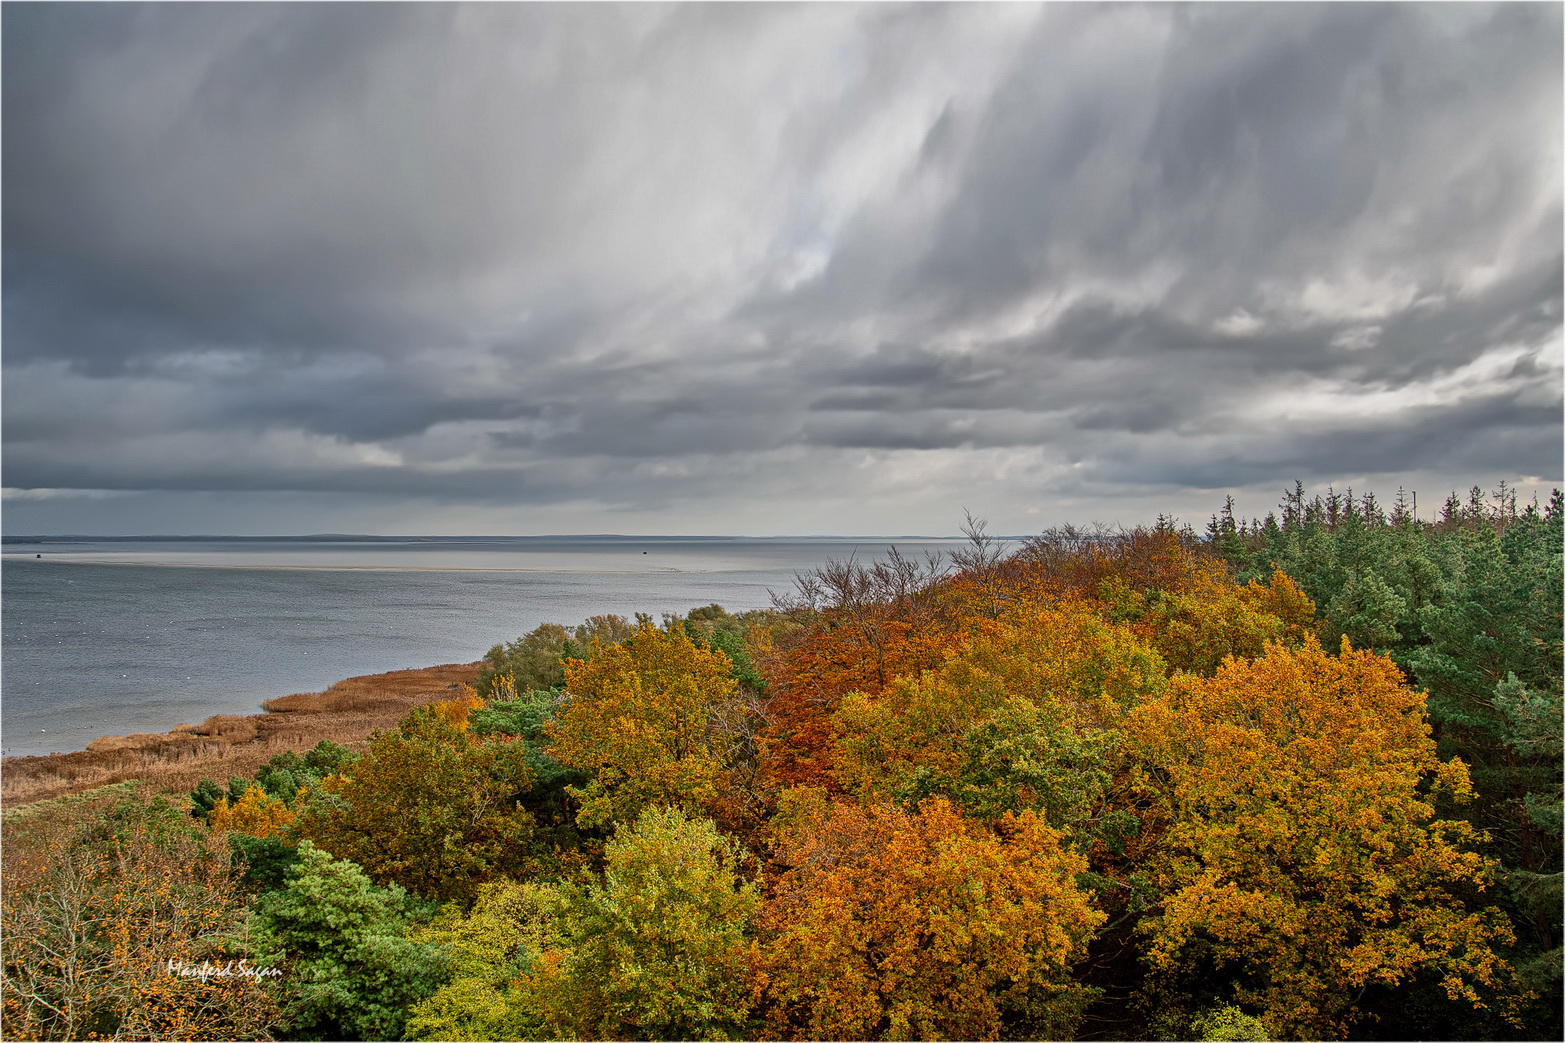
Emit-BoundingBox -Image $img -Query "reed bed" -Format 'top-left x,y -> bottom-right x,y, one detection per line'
1,661 -> 481,809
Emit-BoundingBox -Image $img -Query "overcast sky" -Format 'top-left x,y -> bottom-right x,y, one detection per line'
3,2 -> 1560,536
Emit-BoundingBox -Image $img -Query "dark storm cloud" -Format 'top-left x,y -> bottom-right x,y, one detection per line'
3,2 -> 1559,534
4,3 -> 455,369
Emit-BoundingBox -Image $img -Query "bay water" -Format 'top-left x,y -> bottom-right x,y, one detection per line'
1,536 -> 957,758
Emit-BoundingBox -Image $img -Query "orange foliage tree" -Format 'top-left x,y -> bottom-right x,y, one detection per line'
831,598 -> 1166,833
989,525 -> 1212,609
755,530 -> 1278,798
549,622 -> 741,830
1127,637 -> 1518,1038
1,796 -> 278,1042
757,550 -> 960,791
959,527 -> 1315,677
757,794 -> 1103,1040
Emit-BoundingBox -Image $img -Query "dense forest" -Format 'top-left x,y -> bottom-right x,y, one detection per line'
3,483 -> 1560,1042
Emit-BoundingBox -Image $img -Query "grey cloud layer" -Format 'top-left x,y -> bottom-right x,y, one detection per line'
4,2 -> 1559,533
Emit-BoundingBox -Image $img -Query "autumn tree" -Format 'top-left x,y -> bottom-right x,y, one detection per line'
252,739 -> 358,804
404,879 -> 564,1042
206,784 -> 295,839
758,793 -> 1102,1040
549,621 -> 740,830
293,694 -> 536,901
758,548 -> 959,791
1,794 -> 278,1041
533,805 -> 761,1039
1003,525 -> 1210,608
832,599 -> 1165,838
410,806 -> 760,1041
1107,567 -> 1317,677
1127,637 -> 1518,1039
619,605 -> 785,835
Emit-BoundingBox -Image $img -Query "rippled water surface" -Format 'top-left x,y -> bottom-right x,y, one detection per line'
2,536 -> 955,757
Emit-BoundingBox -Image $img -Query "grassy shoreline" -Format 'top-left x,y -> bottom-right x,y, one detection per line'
0,660 -> 481,810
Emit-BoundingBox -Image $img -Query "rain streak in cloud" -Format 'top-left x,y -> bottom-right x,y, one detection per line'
3,2 -> 1560,535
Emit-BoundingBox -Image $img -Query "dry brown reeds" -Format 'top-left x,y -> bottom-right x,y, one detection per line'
1,661 -> 481,809
259,691 -> 327,714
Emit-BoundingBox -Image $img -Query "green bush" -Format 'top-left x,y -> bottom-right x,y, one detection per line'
249,841 -> 447,1041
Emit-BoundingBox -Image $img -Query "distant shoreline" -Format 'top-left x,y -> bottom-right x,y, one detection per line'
1,661 -> 482,810
3,533 -> 969,543
3,556 -> 695,574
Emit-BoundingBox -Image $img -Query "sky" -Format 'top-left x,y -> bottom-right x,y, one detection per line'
3,1 -> 1561,537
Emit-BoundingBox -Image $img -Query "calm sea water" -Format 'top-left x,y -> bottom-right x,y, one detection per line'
1,536 -> 958,758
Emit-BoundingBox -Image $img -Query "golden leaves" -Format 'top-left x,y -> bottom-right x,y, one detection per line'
205,785 -> 294,838
1128,637 -> 1514,1038
550,622 -> 739,830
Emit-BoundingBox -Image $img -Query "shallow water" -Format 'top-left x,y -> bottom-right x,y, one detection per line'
0,536 -> 955,757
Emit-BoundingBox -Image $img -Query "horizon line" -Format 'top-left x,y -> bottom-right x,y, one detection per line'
2,532 -> 992,543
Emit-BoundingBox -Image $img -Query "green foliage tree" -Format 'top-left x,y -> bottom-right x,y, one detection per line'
475,615 -> 638,698
467,684 -> 595,872
475,622 -> 572,697
674,604 -> 773,694
253,740 -> 359,805
1193,1004 -> 1270,1042
227,832 -> 302,892
537,805 -> 761,1040
250,841 -> 447,1041
469,688 -> 583,793
190,740 -> 358,821
410,806 -> 760,1041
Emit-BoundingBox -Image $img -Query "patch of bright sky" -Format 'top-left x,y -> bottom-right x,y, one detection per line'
1246,341 -> 1558,425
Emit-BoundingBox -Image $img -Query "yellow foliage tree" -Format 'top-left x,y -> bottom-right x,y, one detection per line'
431,682 -> 486,731
1115,567 -> 1318,676
405,879 -> 565,1042
206,784 -> 295,838
832,599 -> 1165,830
1128,636 -> 1517,1038
549,622 -> 739,830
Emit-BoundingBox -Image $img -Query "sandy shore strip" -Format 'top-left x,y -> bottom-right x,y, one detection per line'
1,661 -> 482,809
